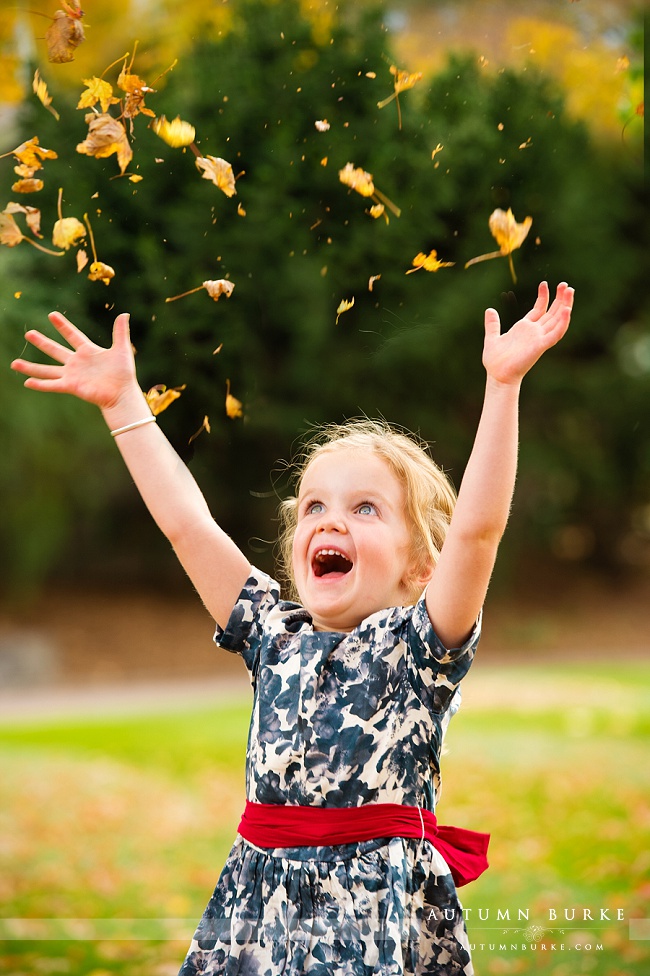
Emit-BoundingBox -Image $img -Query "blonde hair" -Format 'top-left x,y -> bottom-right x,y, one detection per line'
277,419 -> 457,603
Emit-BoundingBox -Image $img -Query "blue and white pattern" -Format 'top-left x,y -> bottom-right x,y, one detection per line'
179,569 -> 481,975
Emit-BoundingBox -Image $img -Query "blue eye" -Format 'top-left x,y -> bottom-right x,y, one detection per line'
307,502 -> 325,515
357,503 -> 376,515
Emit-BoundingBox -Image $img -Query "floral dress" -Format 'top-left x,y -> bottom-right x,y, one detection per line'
179,568 -> 481,976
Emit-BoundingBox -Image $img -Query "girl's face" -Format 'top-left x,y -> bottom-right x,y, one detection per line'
292,448 -> 424,632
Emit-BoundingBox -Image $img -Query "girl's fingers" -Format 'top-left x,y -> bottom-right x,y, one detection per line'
22,329 -> 73,364
528,281 -> 550,322
11,359 -> 62,379
484,307 -> 501,340
48,311 -> 93,351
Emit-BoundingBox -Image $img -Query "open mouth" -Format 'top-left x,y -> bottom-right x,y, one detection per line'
312,548 -> 353,578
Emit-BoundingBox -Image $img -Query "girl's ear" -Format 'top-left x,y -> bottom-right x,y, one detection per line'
402,558 -> 435,602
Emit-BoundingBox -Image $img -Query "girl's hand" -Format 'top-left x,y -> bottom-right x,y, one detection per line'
11,312 -> 138,411
483,281 -> 574,386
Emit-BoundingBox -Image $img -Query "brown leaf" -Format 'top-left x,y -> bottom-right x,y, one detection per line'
45,3 -> 85,64
77,113 -> 133,174
0,212 -> 23,248
145,384 -> 186,415
11,178 -> 44,193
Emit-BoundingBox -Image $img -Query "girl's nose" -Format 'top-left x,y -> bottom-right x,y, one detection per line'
317,510 -> 348,533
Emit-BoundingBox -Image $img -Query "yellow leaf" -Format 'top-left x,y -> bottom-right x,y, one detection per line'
225,379 -> 243,419
14,292 -> 21,299
339,162 -> 374,196
189,416 -> 211,445
144,384 -> 186,415
203,279 -> 235,301
431,143 -> 444,160
152,115 -> 196,148
368,275 -> 381,291
128,174 -> 143,182
77,77 -> 118,114
33,70 -> 60,120
45,3 -> 85,64
0,212 -> 23,247
368,203 -> 385,219
195,155 -> 237,196
320,156 -> 328,166
77,114 -> 133,174
11,137 -> 57,176
11,178 -> 44,193
76,248 -> 89,272
237,202 -> 246,217
406,250 -> 455,274
390,65 -> 423,94
118,62 -> 156,120
88,261 -> 115,285
488,208 -> 533,254
336,297 -> 355,324
52,216 -> 86,250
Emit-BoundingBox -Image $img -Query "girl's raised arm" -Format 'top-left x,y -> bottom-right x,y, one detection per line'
425,281 -> 574,650
11,311 -> 252,629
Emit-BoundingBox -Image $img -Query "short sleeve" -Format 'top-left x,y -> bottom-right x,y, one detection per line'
213,567 -> 281,677
405,594 -> 482,714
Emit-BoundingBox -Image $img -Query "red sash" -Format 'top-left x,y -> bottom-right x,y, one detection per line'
237,800 -> 489,888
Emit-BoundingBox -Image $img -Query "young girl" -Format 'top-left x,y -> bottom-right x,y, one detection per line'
11,281 -> 574,975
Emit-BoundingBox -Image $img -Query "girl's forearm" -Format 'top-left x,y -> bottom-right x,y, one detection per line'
452,375 -> 521,543
100,386 -> 215,544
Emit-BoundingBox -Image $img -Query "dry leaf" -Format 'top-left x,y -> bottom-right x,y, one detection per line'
11,137 -> 57,177
431,143 -> 444,160
77,113 -> 133,174
225,379 -> 243,419
11,178 -> 44,193
53,216 -> 86,249
465,208 -> 532,283
77,77 -> 119,114
213,343 -> 223,355
237,202 -> 246,217
145,384 -> 186,415
165,278 -> 234,303
45,1 -> 85,63
336,297 -> 355,324
0,212 -> 23,248
1,206 -> 63,256
339,162 -> 374,196
151,115 -> 196,148
33,70 -> 60,120
195,155 -> 237,196
406,250 -> 455,274
368,274 -> 381,291
189,416 -> 211,445
76,248 -> 89,272
377,64 -> 423,129
88,261 -> 115,285
5,202 -> 44,238
117,60 -> 155,120
314,119 -> 330,131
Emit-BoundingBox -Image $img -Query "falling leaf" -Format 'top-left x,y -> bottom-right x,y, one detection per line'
213,343 -> 223,355
368,203 -> 385,219
45,1 -> 85,63
52,187 -> 85,250
165,278 -> 235,303
377,64 -> 423,129
368,275 -> 381,291
314,119 -> 330,131
339,162 -> 401,217
33,70 -> 60,120
431,143 -> 444,160
225,379 -> 243,419
1,206 -> 63,256
320,156 -> 328,166
406,250 -> 455,274
195,155 -> 237,196
365,71 -> 377,79
465,208 -> 533,283
76,248 -> 89,272
11,178 -> 44,193
4,201 -> 43,238
145,384 -> 186,415
151,115 -> 196,147
88,261 -> 115,285
336,297 -> 355,324
128,174 -> 143,182
14,292 -> 21,299
8,137 -> 57,177
77,77 -> 119,114
117,57 -> 156,120
189,416 -> 211,445
77,113 -> 133,174
237,202 -> 246,217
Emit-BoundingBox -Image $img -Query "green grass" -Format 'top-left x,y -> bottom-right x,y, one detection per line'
1,665 -> 648,975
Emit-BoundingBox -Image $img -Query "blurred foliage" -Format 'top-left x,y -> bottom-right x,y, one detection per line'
1,0 -> 647,598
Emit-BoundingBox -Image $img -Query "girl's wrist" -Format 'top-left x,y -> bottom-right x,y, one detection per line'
101,387 -> 152,432
484,373 -> 523,397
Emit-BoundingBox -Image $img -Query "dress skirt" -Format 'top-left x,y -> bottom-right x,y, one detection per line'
178,834 -> 474,976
